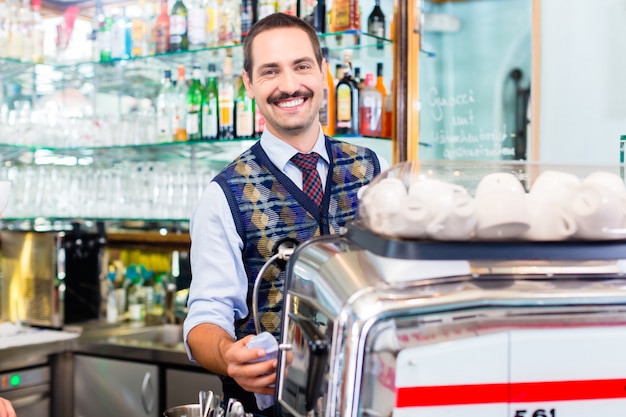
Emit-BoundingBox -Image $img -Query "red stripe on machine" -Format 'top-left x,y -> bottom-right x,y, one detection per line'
396,379 -> 626,407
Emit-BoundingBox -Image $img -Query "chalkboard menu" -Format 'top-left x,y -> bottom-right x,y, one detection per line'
418,0 -> 532,161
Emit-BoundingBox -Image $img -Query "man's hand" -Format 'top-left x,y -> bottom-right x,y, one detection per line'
0,397 -> 16,417
224,334 -> 277,395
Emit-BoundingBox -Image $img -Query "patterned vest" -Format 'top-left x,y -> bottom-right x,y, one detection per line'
213,137 -> 381,340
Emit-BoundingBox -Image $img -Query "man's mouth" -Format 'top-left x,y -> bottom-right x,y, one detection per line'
275,97 -> 306,109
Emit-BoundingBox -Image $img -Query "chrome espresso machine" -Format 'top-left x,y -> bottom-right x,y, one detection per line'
273,161 -> 626,417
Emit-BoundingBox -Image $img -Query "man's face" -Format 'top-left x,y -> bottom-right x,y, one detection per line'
243,27 -> 326,141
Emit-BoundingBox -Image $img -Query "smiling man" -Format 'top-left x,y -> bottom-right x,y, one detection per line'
184,13 -> 386,415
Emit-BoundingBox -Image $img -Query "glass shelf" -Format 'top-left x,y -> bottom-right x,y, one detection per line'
0,31 -> 392,70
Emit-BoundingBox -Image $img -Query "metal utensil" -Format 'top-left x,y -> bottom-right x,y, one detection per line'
204,390 -> 213,417
199,391 -> 206,417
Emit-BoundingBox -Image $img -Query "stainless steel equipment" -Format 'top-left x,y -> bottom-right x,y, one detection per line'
275,223 -> 626,417
1,228 -> 105,327
0,365 -> 51,417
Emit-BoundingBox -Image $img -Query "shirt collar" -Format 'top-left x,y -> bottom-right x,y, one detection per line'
259,125 -> 329,172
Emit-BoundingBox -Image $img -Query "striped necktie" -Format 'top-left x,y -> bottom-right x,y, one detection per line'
291,152 -> 324,207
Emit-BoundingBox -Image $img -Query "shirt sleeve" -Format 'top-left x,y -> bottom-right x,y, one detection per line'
183,180 -> 249,361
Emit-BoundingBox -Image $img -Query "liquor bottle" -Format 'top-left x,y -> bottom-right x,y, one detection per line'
90,0 -> 105,61
186,65 -> 203,141
335,66 -> 359,136
334,63 -> 343,85
218,56 -> 235,139
202,63 -> 219,140
240,0 -> 255,40
99,16 -> 113,62
375,62 -> 389,137
111,8 -> 131,60
217,0 -> 237,46
353,67 -> 364,91
254,103 -> 265,137
319,47 -> 335,136
31,0 -> 43,63
359,73 -> 382,137
382,79 -> 393,138
8,2 -> 23,60
19,2 -> 32,63
235,76 -> 254,139
205,0 -> 218,47
257,0 -> 277,20
278,0 -> 297,15
367,0 -> 385,49
187,0 -> 206,49
131,0 -> 149,57
330,0 -> 359,32
173,65 -> 188,141
156,69 -> 175,141
154,0 -> 169,54
300,0 -> 325,34
169,0 -> 188,52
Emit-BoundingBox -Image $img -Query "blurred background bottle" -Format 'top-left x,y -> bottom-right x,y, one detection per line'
218,56 -> 235,139
235,75 -> 254,138
186,65 -> 203,140
202,63 -> 219,140
367,0 -> 385,49
359,73 -> 382,137
173,65 -> 188,141
187,0 -> 206,49
320,47 -> 335,136
169,0 -> 188,51
156,69 -> 175,141
154,0 -> 170,53
300,0 -> 325,34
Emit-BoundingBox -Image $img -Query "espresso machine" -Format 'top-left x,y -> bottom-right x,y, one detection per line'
273,161 -> 626,417
1,224 -> 106,328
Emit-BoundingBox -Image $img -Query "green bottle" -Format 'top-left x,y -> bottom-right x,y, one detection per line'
186,65 -> 203,141
169,0 -> 188,52
234,76 -> 254,139
202,63 -> 219,140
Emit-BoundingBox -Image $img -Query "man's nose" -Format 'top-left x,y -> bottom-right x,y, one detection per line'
278,71 -> 299,94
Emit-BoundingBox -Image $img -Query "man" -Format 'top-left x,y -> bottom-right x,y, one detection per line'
0,398 -> 16,417
184,12 -> 387,415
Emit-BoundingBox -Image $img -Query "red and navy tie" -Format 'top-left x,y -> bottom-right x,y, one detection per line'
291,152 -> 324,207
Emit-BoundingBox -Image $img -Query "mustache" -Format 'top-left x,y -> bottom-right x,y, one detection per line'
268,90 -> 313,104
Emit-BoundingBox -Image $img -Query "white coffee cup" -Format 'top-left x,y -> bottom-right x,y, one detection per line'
395,195 -> 430,239
525,196 -> 577,241
361,178 -> 408,236
475,190 -> 531,240
571,182 -> 624,240
529,170 -> 581,208
584,171 -> 626,228
408,180 -> 477,240
475,172 -> 526,198
0,181 -> 12,214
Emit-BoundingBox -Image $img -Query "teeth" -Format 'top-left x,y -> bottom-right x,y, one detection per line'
276,98 -> 304,108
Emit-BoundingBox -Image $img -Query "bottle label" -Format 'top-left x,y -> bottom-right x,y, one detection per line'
187,109 -> 200,134
171,15 -> 187,36
236,102 -> 254,138
202,102 -> 218,138
337,84 -> 352,127
188,12 -> 206,45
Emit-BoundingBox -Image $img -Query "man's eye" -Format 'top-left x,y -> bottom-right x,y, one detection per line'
262,70 -> 277,76
296,64 -> 311,71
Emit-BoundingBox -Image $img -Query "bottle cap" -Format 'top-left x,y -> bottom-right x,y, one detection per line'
365,73 -> 375,86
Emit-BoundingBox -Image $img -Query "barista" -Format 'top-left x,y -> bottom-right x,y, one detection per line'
0,397 -> 16,417
184,12 -> 387,416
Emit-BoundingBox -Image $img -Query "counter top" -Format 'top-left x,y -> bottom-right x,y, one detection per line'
0,320 -> 201,370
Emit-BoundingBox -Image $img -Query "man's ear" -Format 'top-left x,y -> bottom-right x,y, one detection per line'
242,69 -> 255,99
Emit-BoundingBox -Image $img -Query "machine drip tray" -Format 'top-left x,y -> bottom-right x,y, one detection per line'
344,222 -> 626,261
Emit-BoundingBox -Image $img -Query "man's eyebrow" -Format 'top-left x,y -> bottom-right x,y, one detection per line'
256,57 -> 316,72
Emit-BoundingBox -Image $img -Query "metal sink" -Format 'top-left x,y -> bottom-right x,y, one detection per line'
112,324 -> 184,346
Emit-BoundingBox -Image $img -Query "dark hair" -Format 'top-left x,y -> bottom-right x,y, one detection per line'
243,13 -> 323,77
